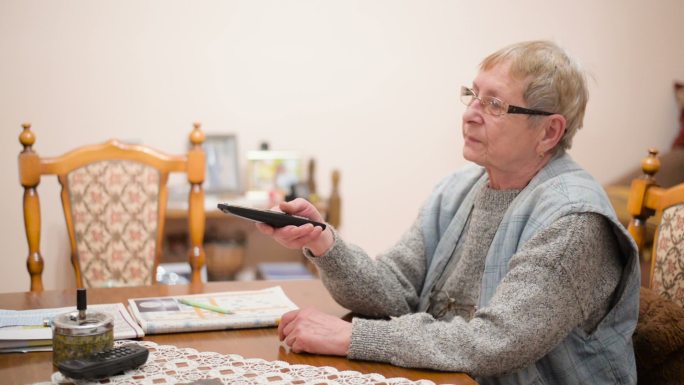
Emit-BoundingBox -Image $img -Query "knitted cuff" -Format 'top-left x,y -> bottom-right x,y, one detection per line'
303,227 -> 354,278
348,317 -> 396,363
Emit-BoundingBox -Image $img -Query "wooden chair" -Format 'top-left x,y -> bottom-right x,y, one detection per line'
627,148 -> 684,306
305,159 -> 342,228
325,169 -> 342,228
18,122 -> 206,291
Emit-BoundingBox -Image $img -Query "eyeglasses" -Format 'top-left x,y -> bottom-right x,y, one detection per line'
427,289 -> 477,320
460,86 -> 554,117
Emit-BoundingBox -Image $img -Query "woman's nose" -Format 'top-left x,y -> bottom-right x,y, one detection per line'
465,97 -> 484,111
462,99 -> 484,123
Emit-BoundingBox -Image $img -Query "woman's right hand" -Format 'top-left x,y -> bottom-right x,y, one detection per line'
255,198 -> 334,257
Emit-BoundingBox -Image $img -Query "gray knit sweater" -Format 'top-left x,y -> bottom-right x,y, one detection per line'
307,185 -> 623,377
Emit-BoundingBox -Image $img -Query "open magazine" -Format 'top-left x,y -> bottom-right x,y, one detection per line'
127,286 -> 299,334
0,303 -> 144,353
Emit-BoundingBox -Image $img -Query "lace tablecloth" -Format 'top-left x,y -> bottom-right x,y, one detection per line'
37,340 -> 451,385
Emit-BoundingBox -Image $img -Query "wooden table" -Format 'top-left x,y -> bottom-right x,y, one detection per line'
0,279 -> 476,385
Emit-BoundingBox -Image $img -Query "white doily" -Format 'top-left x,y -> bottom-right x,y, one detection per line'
39,340 -> 450,385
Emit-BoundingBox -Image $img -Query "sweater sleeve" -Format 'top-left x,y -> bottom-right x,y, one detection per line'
306,217 -> 428,317
348,213 -> 623,377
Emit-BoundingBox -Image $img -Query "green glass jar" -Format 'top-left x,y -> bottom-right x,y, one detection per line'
52,310 -> 113,366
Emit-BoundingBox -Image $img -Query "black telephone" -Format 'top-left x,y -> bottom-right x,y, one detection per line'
57,344 -> 149,379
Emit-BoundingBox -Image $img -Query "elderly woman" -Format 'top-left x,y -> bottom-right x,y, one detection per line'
257,41 -> 640,385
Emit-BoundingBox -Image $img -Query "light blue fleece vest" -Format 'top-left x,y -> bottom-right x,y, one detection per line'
419,153 -> 639,385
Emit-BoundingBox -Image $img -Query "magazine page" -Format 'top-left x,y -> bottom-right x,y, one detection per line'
127,286 -> 299,334
0,303 -> 144,352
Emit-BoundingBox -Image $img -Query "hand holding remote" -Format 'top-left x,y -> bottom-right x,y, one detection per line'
256,199 -> 334,256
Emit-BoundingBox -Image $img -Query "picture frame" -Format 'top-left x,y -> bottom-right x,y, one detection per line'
204,134 -> 241,193
246,150 -> 303,194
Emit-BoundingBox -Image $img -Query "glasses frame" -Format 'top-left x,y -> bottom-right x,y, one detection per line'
460,86 -> 554,117
427,289 -> 477,320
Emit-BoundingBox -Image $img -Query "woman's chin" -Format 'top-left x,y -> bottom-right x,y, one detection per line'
462,148 -> 483,165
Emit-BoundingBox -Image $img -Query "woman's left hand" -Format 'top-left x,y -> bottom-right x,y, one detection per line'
278,308 -> 352,356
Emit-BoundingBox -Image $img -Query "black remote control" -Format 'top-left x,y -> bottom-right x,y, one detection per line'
217,203 -> 327,230
57,344 -> 149,379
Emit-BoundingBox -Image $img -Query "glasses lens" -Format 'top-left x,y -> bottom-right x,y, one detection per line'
482,96 -> 506,116
460,87 -> 475,107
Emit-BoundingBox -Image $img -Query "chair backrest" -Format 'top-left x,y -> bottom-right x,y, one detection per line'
627,148 -> 684,307
325,169 -> 341,228
18,123 -> 206,291
305,159 -> 342,229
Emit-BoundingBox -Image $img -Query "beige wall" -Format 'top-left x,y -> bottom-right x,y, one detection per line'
1,0 -> 683,292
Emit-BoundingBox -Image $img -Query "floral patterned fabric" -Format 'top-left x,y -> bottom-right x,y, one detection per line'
67,160 -> 161,287
652,204 -> 684,307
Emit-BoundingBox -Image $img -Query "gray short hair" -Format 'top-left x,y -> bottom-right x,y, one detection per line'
480,41 -> 589,154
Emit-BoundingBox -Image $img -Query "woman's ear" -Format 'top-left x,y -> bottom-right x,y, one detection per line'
537,114 -> 566,154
